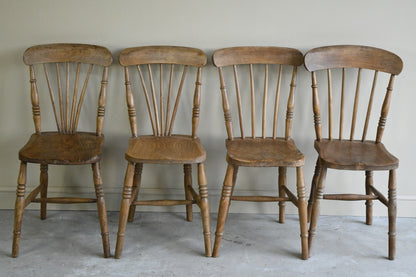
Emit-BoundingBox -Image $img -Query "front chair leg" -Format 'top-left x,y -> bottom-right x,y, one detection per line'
307,158 -> 321,222
197,163 -> 212,257
115,162 -> 135,259
388,169 -> 397,260
212,164 -> 235,257
12,162 -> 27,258
40,164 -> 48,220
308,166 -> 327,257
128,163 -> 143,222
92,163 -> 110,258
296,167 -> 309,260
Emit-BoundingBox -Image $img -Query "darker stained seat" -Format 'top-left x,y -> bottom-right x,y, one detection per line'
315,139 -> 399,171
125,135 -> 206,164
226,138 -> 305,167
19,132 -> 104,165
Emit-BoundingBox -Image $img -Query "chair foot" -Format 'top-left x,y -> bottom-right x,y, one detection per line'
12,162 -> 27,258
198,164 -> 212,257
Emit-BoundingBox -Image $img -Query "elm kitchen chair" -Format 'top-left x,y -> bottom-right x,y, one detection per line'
115,46 -> 212,258
212,47 -> 309,259
12,43 -> 112,257
305,45 -> 403,260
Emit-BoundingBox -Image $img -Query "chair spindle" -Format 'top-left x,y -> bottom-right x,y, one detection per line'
165,64 -> 174,135
350,68 -> 362,140
96,66 -> 109,136
233,65 -> 245,139
311,72 -> 322,141
218,67 -> 233,140
327,69 -> 333,140
137,65 -> 156,135
125,67 -> 138,137
148,64 -> 161,136
168,65 -> 188,136
362,71 -> 378,141
73,64 -> 93,132
192,67 -> 202,138
69,63 -> 81,133
273,65 -> 283,139
250,64 -> 256,138
43,64 -> 61,132
160,64 -> 164,134
29,65 -> 41,133
285,66 -> 297,140
65,63 -> 70,132
55,63 -> 65,133
339,68 -> 345,139
262,64 -> 269,139
376,75 -> 395,143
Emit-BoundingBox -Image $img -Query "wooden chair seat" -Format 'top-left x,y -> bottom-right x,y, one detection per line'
226,138 -> 304,167
125,135 -> 206,164
315,139 -> 398,171
19,132 -> 103,165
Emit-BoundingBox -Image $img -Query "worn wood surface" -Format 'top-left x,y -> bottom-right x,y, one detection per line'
13,43 -> 112,258
304,45 -> 401,260
212,46 -> 308,259
116,46 -> 211,258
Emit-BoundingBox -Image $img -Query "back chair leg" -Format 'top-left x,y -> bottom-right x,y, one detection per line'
128,163 -> 143,223
388,169 -> 397,260
212,164 -> 235,257
92,163 -> 110,258
40,164 -> 48,220
184,164 -> 193,222
365,170 -> 374,225
115,162 -> 135,259
307,159 -> 321,222
12,162 -> 27,258
197,163 -> 212,257
278,167 -> 287,223
296,167 -> 309,260
308,166 -> 327,257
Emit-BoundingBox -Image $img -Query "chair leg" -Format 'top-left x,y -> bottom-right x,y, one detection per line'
388,169 -> 397,260
308,166 -> 327,257
128,163 -> 143,223
12,162 -> 27,258
307,158 -> 321,222
278,167 -> 287,223
40,164 -> 48,220
296,167 -> 309,260
184,164 -> 193,222
212,164 -> 235,257
197,163 -> 212,257
365,170 -> 373,225
115,162 -> 135,259
92,163 -> 110,258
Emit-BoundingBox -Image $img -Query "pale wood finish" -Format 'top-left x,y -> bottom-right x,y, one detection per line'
12,43 -> 112,258
212,46 -> 308,259
305,45 -> 403,260
115,46 -> 211,258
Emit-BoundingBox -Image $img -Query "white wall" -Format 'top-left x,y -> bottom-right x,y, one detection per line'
0,0 -> 415,217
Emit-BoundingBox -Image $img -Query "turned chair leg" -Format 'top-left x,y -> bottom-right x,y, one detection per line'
40,164 -> 48,220
12,162 -> 27,258
115,162 -> 135,259
307,159 -> 321,223
184,164 -> 193,222
296,167 -> 309,260
388,169 -> 397,260
128,163 -> 143,223
212,164 -> 236,257
92,163 -> 110,258
365,170 -> 373,225
308,166 -> 327,257
197,163 -> 212,257
278,167 -> 287,223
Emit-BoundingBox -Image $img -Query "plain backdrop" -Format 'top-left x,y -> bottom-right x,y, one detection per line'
0,0 -> 415,217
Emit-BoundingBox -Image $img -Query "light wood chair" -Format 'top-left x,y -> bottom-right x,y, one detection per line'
115,46 -> 211,258
212,47 -> 308,259
305,45 -> 403,260
12,43 -> 113,257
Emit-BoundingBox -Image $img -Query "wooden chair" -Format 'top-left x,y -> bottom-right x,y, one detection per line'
115,46 -> 212,258
305,45 -> 403,260
12,43 -> 112,258
212,47 -> 308,259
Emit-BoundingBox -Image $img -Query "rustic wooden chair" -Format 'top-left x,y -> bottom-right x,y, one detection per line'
305,45 -> 403,260
115,46 -> 211,258
12,43 -> 112,258
212,47 -> 308,259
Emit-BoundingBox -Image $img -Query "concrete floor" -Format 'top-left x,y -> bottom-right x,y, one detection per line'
0,210 -> 415,277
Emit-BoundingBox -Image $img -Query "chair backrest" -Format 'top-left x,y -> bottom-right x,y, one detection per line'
304,45 -> 403,143
23,43 -> 113,136
119,46 -> 207,138
213,46 -> 303,140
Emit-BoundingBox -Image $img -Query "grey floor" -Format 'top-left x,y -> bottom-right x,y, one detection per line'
0,210 -> 415,277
